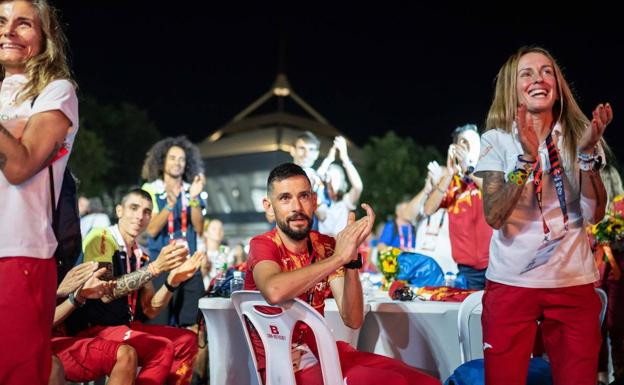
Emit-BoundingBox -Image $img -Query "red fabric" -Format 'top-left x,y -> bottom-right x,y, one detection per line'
440,176 -> 491,269
294,341 -> 441,385
482,281 -> 601,385
0,257 -> 56,385
52,336 -> 122,382
74,321 -> 197,385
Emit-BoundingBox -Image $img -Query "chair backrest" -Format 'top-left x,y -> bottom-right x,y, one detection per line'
457,290 -> 484,364
596,287 -> 608,326
231,290 -> 343,385
457,288 -> 608,365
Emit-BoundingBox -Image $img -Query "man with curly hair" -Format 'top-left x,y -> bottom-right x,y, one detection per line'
140,136 -> 206,328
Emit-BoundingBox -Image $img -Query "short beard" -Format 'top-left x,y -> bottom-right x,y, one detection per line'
276,215 -> 312,241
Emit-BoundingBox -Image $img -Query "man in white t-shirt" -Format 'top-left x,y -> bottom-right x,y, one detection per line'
316,136 -> 363,237
0,2 -> 79,384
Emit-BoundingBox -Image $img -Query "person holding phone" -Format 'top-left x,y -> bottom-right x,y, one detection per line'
475,46 -> 611,385
141,136 -> 206,327
423,124 -> 492,289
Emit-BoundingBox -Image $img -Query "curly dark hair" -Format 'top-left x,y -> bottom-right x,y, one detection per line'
141,136 -> 204,183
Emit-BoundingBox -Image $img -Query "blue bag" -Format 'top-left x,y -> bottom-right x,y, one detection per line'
396,252 -> 444,287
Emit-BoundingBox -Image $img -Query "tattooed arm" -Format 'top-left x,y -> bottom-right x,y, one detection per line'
481,171 -> 527,229
101,266 -> 155,303
0,111 -> 70,184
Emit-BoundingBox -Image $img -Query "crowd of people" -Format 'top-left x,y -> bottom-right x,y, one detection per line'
0,1 -> 622,385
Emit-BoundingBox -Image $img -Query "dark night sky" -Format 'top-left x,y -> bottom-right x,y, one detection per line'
53,2 -> 624,162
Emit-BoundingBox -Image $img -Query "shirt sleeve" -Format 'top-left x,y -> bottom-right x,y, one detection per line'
142,182 -> 160,215
474,130 -> 505,176
31,79 -> 79,131
378,221 -> 395,245
247,236 -> 282,272
82,227 -> 116,264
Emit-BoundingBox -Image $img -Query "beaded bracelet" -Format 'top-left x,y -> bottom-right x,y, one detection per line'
507,168 -> 529,186
577,151 -> 603,172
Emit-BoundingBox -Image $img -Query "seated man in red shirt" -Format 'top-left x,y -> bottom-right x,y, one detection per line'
245,163 -> 441,385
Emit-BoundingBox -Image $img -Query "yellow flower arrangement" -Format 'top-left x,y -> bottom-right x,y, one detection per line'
377,247 -> 401,289
590,209 -> 624,280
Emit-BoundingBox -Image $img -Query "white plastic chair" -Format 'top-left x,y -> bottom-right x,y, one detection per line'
457,290 -> 484,364
231,290 -> 343,385
457,288 -> 609,364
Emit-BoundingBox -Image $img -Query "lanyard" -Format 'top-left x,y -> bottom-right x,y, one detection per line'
398,223 -> 413,250
533,131 -> 568,239
425,213 -> 445,236
124,244 -> 141,320
167,187 -> 188,241
110,225 -> 142,321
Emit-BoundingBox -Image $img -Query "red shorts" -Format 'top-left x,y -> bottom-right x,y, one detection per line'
0,257 -> 56,385
482,281 -> 601,385
52,336 -> 122,382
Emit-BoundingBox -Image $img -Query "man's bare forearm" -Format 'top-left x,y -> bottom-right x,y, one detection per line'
482,171 -> 526,229
103,267 -> 154,302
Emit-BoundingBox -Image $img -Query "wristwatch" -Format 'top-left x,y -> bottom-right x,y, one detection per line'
164,280 -> 178,292
343,253 -> 363,269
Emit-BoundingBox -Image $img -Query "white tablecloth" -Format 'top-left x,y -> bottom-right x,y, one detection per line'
357,296 -> 464,380
199,297 -> 367,385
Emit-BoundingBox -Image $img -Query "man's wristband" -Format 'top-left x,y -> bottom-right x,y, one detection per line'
164,280 -> 178,293
343,253 -> 363,270
68,291 -> 85,307
165,203 -> 175,211
188,198 -> 201,208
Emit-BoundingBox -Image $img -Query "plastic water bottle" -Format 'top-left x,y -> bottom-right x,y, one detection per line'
230,270 -> 244,293
444,272 -> 456,287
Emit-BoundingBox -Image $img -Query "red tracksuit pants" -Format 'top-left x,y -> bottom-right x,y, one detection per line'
482,281 -> 601,385
0,257 -> 56,385
57,321 -> 197,385
295,341 -> 442,385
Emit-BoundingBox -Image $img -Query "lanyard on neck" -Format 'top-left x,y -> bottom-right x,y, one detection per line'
167,186 -> 188,241
533,131 -> 568,239
398,223 -> 413,250
110,225 -> 141,321
425,213 -> 445,236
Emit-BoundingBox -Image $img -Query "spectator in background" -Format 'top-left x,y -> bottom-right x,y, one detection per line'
141,136 -> 206,327
413,161 -> 456,275
199,218 -> 231,290
423,124 -> 491,289
79,196 -> 111,239
0,1 -> 79,383
378,201 -> 416,251
316,136 -> 363,236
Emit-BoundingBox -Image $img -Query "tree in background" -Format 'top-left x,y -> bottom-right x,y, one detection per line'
359,131 -> 442,226
70,96 -> 161,195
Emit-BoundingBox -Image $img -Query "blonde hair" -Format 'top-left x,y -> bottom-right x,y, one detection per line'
600,164 -> 624,206
0,0 -> 76,102
485,46 -> 596,163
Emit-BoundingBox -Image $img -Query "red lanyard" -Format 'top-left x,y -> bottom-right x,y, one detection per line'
398,224 -> 413,250
167,188 -> 188,242
533,131 -> 568,238
125,243 -> 141,320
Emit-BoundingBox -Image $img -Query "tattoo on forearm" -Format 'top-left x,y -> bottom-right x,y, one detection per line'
482,171 -> 526,228
106,267 -> 154,301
